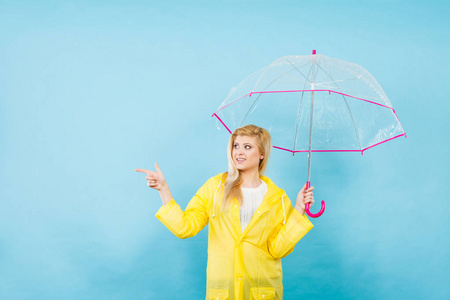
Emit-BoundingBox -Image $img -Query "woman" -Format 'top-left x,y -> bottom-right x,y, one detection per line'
135,125 -> 314,300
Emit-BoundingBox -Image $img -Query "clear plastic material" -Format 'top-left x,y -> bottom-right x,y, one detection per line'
214,53 -> 405,153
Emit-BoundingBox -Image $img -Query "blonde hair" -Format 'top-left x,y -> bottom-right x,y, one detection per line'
221,124 -> 272,210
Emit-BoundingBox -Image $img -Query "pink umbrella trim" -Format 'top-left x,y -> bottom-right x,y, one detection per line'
212,113 -> 232,134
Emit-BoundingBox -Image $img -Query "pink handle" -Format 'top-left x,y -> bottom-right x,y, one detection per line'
305,181 -> 325,218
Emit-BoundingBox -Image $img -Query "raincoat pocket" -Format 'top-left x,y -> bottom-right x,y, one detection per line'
250,287 -> 276,299
208,289 -> 229,300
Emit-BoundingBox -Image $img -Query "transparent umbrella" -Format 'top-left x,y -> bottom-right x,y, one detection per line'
212,50 -> 406,217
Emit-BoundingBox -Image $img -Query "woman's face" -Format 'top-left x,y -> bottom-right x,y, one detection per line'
232,135 -> 263,173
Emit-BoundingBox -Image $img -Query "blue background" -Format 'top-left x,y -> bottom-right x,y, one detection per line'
1,1 -> 449,299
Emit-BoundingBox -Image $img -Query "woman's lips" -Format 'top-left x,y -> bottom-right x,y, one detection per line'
236,158 -> 246,164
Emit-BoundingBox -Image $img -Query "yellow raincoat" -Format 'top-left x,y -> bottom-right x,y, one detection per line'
156,173 -> 313,300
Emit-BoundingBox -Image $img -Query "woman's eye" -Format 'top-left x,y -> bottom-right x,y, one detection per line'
245,145 -> 251,149
234,144 -> 239,148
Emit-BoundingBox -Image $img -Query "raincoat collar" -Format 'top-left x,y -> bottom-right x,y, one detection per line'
219,173 -> 282,204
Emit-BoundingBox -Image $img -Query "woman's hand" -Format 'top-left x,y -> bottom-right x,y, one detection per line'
295,184 -> 315,215
135,163 -> 172,205
135,163 -> 166,191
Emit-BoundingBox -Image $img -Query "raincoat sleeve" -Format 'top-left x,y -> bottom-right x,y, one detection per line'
267,192 -> 314,259
155,176 -> 215,239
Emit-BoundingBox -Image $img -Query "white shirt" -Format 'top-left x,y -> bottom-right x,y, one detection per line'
240,181 -> 268,233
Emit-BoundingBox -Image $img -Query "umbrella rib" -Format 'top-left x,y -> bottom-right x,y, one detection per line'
341,95 -> 363,150
316,77 -> 360,86
251,64 -> 272,95
285,58 -> 312,84
269,68 -> 309,84
316,60 -> 363,151
240,93 -> 263,126
241,68 -> 306,126
316,59 -> 337,90
293,91 -> 306,152
251,60 -> 310,93
293,63 -> 314,152
315,57 -> 360,87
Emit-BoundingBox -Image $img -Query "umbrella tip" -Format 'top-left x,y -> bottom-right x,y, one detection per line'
312,49 -> 316,55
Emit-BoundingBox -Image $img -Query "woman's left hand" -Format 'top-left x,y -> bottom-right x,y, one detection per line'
295,184 -> 315,215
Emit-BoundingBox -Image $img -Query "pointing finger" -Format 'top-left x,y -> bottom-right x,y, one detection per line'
135,168 -> 153,175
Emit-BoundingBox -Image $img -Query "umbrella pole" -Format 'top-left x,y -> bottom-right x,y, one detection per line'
307,53 -> 315,185
305,49 -> 325,218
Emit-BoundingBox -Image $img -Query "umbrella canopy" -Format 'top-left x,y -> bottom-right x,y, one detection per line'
213,52 -> 406,155
212,51 -> 406,217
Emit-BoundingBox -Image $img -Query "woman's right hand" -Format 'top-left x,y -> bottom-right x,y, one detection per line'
135,163 -> 166,191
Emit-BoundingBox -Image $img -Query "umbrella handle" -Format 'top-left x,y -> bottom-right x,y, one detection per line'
304,181 -> 325,218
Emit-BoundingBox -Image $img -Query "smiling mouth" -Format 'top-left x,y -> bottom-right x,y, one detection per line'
236,158 -> 246,163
